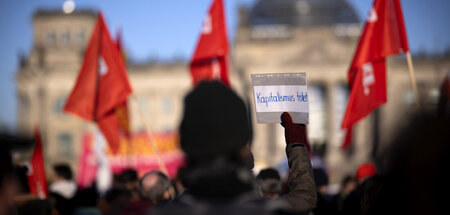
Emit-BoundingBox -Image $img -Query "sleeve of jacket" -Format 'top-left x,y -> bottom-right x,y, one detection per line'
281,143 -> 317,213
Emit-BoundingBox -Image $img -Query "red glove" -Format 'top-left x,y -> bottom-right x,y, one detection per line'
281,112 -> 310,153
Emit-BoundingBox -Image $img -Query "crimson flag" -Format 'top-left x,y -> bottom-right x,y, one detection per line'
341,0 -> 409,149
63,12 -> 132,153
190,0 -> 230,87
27,126 -> 48,199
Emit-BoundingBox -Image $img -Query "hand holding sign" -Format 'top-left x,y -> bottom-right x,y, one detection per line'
281,112 -> 310,154
251,73 -> 309,124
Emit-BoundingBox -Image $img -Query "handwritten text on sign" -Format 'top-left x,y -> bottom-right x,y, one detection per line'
251,73 -> 309,124
254,86 -> 308,112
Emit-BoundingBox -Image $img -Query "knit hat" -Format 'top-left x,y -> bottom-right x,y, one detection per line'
180,81 -> 251,159
356,163 -> 376,181
257,168 -> 281,181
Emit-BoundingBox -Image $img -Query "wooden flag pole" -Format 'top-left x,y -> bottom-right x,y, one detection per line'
131,94 -> 169,175
406,52 -> 421,110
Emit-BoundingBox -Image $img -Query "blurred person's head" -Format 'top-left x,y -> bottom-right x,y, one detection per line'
178,81 -> 254,198
361,113 -> 450,215
72,186 -> 99,208
355,163 -> 376,184
120,168 -> 139,191
15,165 -> 30,194
180,81 -> 251,161
240,145 -> 255,172
256,168 -> 282,198
139,171 -> 174,204
119,168 -> 140,201
112,173 -> 123,187
52,164 -> 73,181
50,164 -> 77,199
340,175 -> 356,197
313,168 -> 329,195
0,162 -> 19,215
0,133 -> 31,215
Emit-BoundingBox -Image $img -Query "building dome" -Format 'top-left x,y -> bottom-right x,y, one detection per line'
249,0 -> 359,27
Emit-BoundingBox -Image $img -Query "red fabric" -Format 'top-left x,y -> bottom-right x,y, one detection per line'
342,59 -> 387,128
27,126 -> 48,199
63,12 -> 132,153
341,127 -> 353,150
281,112 -> 310,155
341,0 -> 409,149
356,163 -> 377,181
190,0 -> 230,87
348,0 -> 409,82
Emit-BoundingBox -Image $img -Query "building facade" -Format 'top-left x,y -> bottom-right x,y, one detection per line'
17,0 -> 450,183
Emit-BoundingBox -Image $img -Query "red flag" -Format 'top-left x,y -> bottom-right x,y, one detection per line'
27,126 -> 48,199
190,0 -> 230,87
341,0 -> 409,149
63,12 -> 132,153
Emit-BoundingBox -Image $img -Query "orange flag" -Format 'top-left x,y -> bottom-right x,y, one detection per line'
341,0 -> 409,149
190,0 -> 230,87
27,126 -> 48,199
63,12 -> 132,153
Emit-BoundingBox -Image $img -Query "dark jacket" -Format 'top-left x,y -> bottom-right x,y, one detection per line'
149,143 -> 317,215
281,143 -> 317,212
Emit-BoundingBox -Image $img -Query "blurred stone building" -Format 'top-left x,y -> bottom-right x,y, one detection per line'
16,0 -> 450,183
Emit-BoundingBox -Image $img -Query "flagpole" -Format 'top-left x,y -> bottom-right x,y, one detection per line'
405,52 -> 421,109
131,94 -> 168,175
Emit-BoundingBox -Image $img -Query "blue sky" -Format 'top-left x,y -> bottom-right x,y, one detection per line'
0,0 -> 449,130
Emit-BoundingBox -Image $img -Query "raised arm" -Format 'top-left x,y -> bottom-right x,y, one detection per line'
280,112 -> 317,213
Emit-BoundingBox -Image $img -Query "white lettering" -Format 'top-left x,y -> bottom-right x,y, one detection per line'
253,85 -> 308,113
201,14 -> 212,34
362,63 -> 375,96
211,59 -> 220,80
99,56 -> 108,76
367,8 -> 378,22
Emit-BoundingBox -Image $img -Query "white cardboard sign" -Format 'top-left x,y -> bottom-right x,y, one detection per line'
251,73 -> 309,124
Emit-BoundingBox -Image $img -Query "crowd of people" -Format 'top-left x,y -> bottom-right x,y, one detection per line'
7,163 -> 179,215
1,81 -> 449,215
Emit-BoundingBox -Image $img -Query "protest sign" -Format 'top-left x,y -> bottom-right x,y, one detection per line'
251,73 -> 308,124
